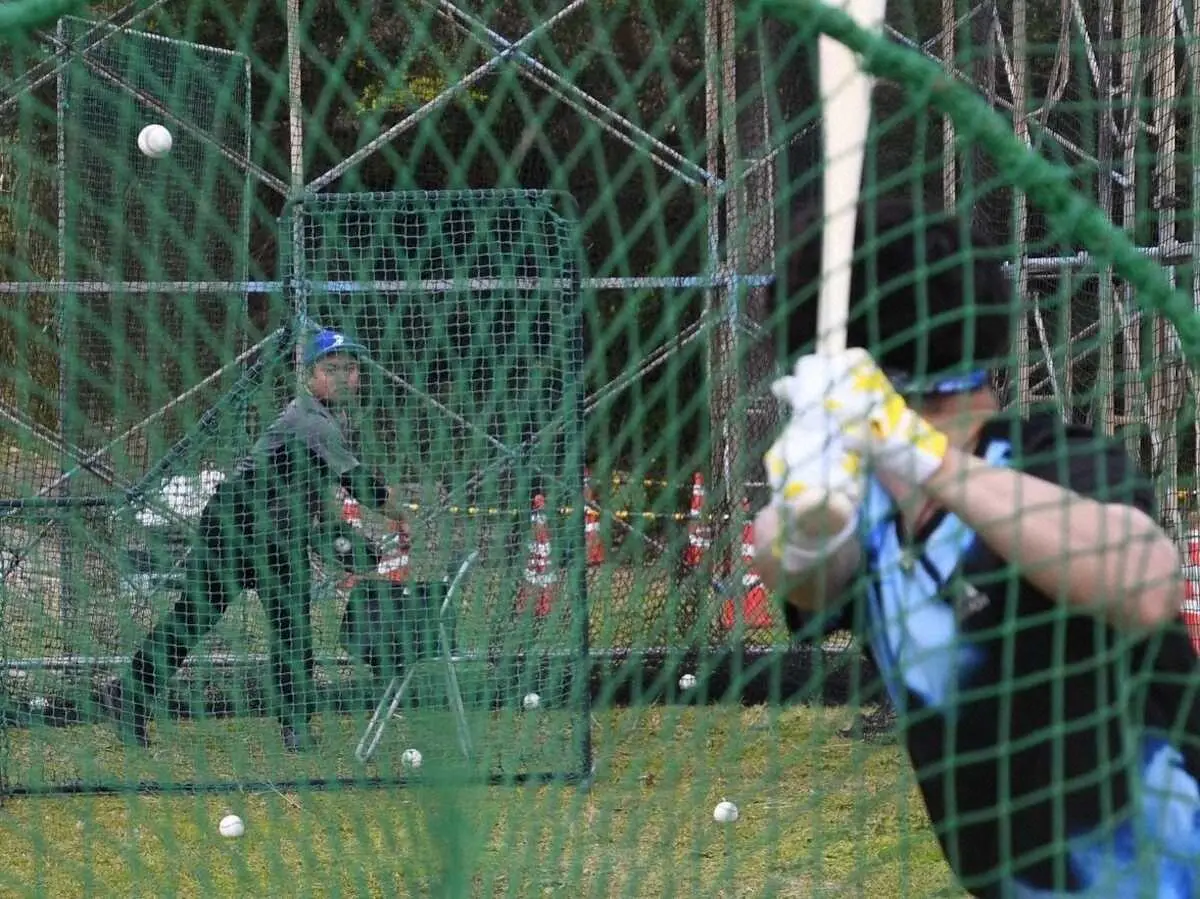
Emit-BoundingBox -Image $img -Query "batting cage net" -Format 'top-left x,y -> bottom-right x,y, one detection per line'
1,0 -> 1200,894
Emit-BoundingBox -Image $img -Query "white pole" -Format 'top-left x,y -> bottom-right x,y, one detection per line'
286,0 -> 306,380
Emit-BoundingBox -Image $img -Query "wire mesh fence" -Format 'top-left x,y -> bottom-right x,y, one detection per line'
0,0 -> 1199,895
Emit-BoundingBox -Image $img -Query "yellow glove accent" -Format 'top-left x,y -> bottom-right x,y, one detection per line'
823,349 -> 952,486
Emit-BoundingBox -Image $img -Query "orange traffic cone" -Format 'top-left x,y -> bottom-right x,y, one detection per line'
375,517 -> 411,584
1187,528 -> 1200,569
342,492 -> 362,528
721,499 -> 774,631
337,493 -> 364,591
1184,529 -> 1200,652
584,468 -> 605,566
336,494 -> 410,588
682,472 -> 711,569
516,493 -> 556,619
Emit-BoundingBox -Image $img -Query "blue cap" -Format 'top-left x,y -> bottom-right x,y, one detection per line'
302,329 -> 367,366
885,368 -> 990,398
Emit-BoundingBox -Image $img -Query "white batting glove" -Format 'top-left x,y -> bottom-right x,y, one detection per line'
816,348 -> 951,487
763,365 -> 866,576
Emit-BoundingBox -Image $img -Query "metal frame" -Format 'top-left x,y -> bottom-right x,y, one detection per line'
34,16 -> 257,625
957,0 -> 1198,535
0,0 -> 748,587
0,0 -> 1188,594
281,188 -> 592,781
355,552 -> 479,765
0,0 -> 1194,794
2,0 -> 1187,519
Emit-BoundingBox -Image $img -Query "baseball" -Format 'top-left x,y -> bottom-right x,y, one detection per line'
713,800 -> 739,823
218,814 -> 245,838
401,748 -> 423,769
679,673 -> 697,691
522,692 -> 541,711
137,124 -> 173,158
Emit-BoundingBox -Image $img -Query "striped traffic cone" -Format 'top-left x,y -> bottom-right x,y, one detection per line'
682,472 -> 711,570
721,499 -> 774,631
1183,529 -> 1200,652
342,493 -> 362,528
375,518 -> 411,584
337,493 -> 364,591
584,468 -> 605,566
335,495 -> 410,587
516,493 -> 556,619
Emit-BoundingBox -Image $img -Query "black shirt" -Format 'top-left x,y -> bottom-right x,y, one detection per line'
228,393 -> 388,541
822,413 -> 1200,897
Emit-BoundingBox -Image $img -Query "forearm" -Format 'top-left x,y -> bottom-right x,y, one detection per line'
753,505 -> 861,613
914,448 -> 1183,630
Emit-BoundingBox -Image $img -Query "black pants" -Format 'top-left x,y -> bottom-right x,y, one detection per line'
128,488 -> 315,729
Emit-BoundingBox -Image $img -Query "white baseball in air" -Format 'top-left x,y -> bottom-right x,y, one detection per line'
679,673 -> 697,691
401,748 -> 423,769
137,124 -> 173,158
713,800 -> 739,824
522,692 -> 541,711
218,814 -> 245,838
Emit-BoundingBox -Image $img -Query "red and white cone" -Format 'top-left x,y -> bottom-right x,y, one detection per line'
584,468 -> 605,566
336,493 -> 409,588
682,472 -> 711,570
516,493 -> 556,619
337,493 -> 364,591
375,518 -> 411,584
1186,529 -> 1200,570
722,499 -> 774,631
1183,530 -> 1200,652
341,491 -> 363,528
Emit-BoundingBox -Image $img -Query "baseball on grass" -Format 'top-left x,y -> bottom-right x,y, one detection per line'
137,123 -> 173,158
401,748 -> 423,769
522,692 -> 541,711
678,673 -> 697,691
713,800 -> 739,824
218,814 -> 245,838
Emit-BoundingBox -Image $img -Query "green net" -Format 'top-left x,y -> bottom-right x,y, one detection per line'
0,0 -> 1199,894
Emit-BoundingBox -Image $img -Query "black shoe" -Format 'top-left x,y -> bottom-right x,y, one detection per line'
281,724 -> 317,753
839,704 -> 898,744
98,678 -> 150,749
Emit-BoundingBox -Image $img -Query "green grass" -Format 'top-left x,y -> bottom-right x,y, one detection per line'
0,704 -> 966,898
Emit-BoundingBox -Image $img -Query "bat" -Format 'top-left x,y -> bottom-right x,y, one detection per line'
763,0 -> 889,562
816,0 -> 889,354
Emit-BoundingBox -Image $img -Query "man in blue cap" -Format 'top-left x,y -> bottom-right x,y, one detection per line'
103,328 -> 406,752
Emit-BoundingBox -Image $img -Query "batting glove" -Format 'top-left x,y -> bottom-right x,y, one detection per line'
814,348 -> 950,487
763,364 -> 866,575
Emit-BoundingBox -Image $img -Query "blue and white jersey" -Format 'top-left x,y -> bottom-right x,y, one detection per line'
849,414 -> 1200,898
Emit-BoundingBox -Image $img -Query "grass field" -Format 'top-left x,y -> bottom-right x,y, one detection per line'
0,515 -> 952,896
0,704 -> 966,898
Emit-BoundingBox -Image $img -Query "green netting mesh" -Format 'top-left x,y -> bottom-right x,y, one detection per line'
0,0 -> 1199,894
